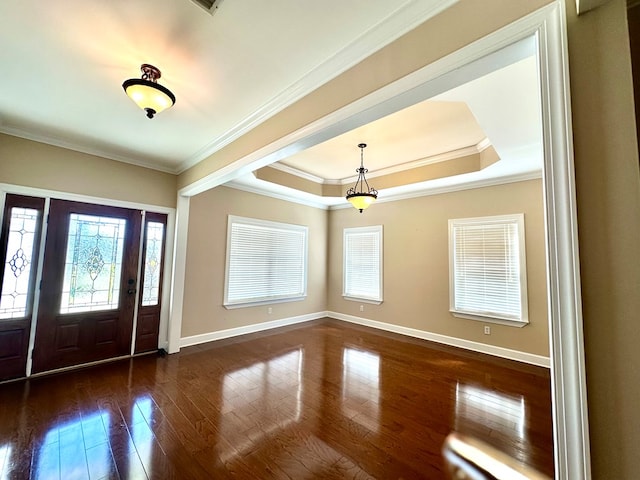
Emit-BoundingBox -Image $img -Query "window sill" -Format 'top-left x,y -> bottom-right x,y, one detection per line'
343,296 -> 382,305
224,296 -> 306,310
451,311 -> 528,328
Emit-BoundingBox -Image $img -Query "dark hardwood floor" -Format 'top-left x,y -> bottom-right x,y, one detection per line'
0,319 -> 554,479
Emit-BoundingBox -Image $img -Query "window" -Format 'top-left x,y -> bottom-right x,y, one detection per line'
0,195 -> 44,319
449,214 -> 528,325
141,219 -> 166,307
60,214 -> 127,314
343,225 -> 383,304
224,216 -> 307,308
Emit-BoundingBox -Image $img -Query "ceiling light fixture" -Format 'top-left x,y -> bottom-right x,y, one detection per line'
122,64 -> 175,119
346,143 -> 378,213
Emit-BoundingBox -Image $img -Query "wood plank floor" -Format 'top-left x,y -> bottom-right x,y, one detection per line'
0,319 -> 554,479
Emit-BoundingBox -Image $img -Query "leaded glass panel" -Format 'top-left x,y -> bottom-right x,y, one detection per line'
60,214 -> 126,314
141,221 -> 164,306
0,207 -> 39,319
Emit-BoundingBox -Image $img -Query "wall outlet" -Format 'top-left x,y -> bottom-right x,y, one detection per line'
359,305 -> 364,312
268,307 -> 272,314
484,325 -> 491,335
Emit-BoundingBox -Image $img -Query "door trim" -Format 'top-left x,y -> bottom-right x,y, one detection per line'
0,183 -> 175,375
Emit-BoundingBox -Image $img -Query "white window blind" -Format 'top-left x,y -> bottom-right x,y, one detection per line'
449,214 -> 528,324
343,226 -> 383,303
224,216 -> 307,308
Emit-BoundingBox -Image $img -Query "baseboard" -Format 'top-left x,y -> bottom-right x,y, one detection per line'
180,311 -> 328,348
327,311 -> 551,368
179,311 -> 550,368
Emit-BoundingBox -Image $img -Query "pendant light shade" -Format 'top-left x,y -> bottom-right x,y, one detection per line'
123,64 -> 175,119
346,143 -> 378,213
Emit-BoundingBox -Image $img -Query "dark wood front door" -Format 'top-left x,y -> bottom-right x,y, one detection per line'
32,200 -> 142,373
0,194 -> 45,380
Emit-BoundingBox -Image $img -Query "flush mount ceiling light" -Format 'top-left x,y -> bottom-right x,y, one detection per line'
346,143 -> 378,213
122,64 -> 175,119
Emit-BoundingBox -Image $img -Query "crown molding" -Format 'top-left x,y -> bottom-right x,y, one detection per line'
223,170 -> 542,211
330,170 -> 543,210
266,162 -> 326,184
176,0 -> 459,174
0,126 -> 177,174
342,138 -> 492,184
224,180 -> 331,210
265,137 -> 493,186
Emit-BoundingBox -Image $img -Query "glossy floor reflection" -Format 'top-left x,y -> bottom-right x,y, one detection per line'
0,319 -> 554,479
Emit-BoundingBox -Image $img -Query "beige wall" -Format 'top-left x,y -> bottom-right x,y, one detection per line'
328,179 -> 549,356
182,180 -> 548,355
0,134 -> 177,208
566,0 -> 640,477
180,186 -> 328,338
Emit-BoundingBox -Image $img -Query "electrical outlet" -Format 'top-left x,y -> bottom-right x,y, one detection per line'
268,307 -> 272,314
359,305 -> 364,312
484,325 -> 491,335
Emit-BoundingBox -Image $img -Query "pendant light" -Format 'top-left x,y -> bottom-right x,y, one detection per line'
346,143 -> 378,212
122,64 -> 176,119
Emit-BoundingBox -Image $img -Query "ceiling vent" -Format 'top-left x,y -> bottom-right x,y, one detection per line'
190,0 -> 223,15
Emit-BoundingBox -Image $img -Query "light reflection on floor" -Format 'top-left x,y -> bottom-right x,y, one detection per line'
455,382 -> 526,440
219,348 -> 304,463
130,397 -> 154,478
34,411 -> 111,480
0,445 -> 11,480
342,347 -> 381,433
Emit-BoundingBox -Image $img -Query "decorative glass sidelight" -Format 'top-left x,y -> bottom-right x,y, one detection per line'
60,214 -> 126,314
0,207 -> 40,319
141,221 -> 164,306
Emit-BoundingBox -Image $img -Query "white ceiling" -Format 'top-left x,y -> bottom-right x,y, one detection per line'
0,0 -> 457,173
279,100 -> 488,181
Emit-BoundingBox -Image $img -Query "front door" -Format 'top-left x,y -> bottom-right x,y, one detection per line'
32,200 -> 142,373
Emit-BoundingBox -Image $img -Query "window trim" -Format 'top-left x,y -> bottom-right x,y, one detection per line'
448,214 -> 528,327
342,225 -> 383,305
223,215 -> 308,309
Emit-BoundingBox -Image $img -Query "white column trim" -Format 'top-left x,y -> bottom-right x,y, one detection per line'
538,2 -> 591,478
167,194 -> 190,353
157,209 -> 176,351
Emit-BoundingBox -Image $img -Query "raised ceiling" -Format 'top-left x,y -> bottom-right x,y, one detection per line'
232,49 -> 543,207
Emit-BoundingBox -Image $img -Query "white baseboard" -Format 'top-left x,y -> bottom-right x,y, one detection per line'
327,311 -> 551,368
179,312 -> 327,348
179,310 -> 550,368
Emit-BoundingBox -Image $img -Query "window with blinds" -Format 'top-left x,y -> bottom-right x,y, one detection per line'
224,216 -> 308,308
343,225 -> 383,304
448,214 -> 528,324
